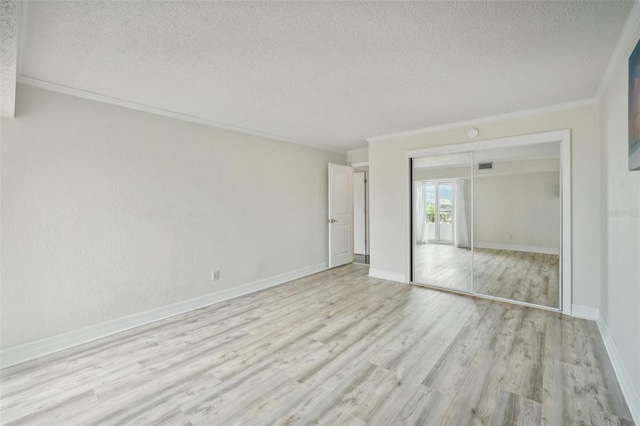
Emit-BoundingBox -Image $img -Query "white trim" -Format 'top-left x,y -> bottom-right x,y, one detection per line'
15,76 -> 346,154
473,242 -> 559,255
366,99 -> 596,143
369,269 -> 407,283
571,304 -> 600,321
0,262 -> 328,369
596,312 -> 640,425
404,129 -> 572,314
350,161 -> 369,170
406,154 -> 413,285
471,151 -> 475,294
596,1 -> 640,100
405,129 -> 569,159
412,282 -> 561,313
570,305 -> 639,424
560,131 -> 571,314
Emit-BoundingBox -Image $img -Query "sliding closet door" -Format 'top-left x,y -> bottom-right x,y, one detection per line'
413,153 -> 472,292
472,142 -> 561,308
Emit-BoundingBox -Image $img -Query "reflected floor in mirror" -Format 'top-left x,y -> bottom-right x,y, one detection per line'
414,244 -> 559,308
475,248 -> 559,309
414,243 -> 472,292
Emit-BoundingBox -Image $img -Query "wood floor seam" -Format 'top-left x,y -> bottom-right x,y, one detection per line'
0,264 -> 633,425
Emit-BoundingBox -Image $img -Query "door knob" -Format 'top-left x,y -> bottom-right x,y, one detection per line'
329,219 -> 338,223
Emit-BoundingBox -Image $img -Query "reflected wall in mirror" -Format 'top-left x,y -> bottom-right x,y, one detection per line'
473,142 -> 561,308
413,153 -> 472,292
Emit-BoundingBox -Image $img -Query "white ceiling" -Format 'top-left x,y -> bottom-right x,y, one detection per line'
19,1 -> 632,152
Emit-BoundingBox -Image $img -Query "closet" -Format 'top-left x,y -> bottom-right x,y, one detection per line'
410,132 -> 570,311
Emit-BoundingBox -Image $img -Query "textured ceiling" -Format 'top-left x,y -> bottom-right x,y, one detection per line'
1,0 -> 17,117
19,1 -> 632,152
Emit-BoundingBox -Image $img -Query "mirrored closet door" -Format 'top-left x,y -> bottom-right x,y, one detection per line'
412,141 -> 562,310
473,142 -> 561,309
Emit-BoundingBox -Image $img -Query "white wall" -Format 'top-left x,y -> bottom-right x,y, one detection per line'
598,22 -> 640,398
347,148 -> 369,165
0,84 -> 345,349
474,172 -> 560,252
369,104 -> 601,308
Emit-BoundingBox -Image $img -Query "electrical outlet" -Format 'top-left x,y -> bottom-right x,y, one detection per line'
212,270 -> 220,281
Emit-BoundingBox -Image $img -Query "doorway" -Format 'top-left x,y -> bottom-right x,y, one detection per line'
353,164 -> 369,265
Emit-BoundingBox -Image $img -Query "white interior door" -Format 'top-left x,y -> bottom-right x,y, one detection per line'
329,163 -> 354,267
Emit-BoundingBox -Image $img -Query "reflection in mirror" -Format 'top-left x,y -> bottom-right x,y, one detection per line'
473,142 -> 560,308
413,153 -> 472,292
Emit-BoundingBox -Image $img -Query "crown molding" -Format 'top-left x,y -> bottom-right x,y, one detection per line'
596,1 -> 640,100
347,147 -> 369,154
16,76 -> 346,154
366,98 -> 596,144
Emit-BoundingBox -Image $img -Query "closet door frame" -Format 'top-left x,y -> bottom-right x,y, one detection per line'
404,129 -> 571,314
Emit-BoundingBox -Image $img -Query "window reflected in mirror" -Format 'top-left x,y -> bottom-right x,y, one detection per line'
413,153 -> 472,293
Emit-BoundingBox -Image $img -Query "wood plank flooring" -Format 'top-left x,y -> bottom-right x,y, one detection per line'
414,244 -> 559,308
0,264 -> 633,425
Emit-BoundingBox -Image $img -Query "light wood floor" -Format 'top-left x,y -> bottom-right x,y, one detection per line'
0,264 -> 633,425
414,244 -> 559,308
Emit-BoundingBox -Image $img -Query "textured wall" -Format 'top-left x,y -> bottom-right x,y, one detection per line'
0,84 -> 345,349
369,104 -> 602,308
599,23 -> 640,396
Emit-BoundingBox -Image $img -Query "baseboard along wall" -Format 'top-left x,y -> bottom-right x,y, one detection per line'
572,304 -> 640,425
0,262 -> 328,369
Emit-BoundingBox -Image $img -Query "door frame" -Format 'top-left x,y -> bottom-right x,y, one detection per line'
351,162 -> 370,259
404,129 -> 572,314
353,170 -> 369,256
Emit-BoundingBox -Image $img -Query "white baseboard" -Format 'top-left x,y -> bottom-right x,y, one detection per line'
595,312 -> 640,425
571,304 -> 600,321
571,306 -> 640,424
474,242 -> 559,255
0,262 -> 328,369
368,268 -> 407,283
